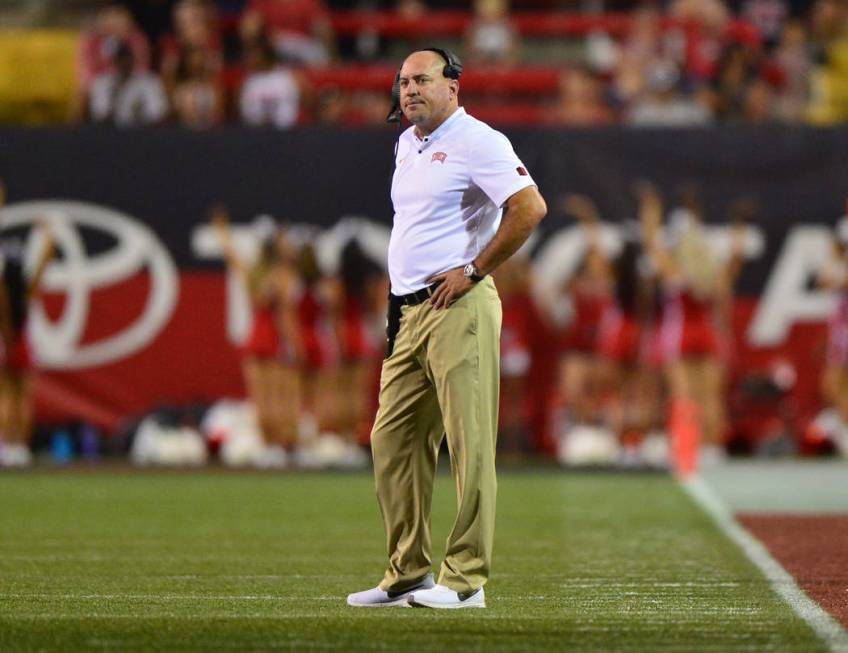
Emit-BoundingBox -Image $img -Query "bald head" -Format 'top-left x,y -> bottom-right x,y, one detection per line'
399,50 -> 460,136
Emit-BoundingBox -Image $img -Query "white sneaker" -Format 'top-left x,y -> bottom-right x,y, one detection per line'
347,573 -> 434,608
255,445 -> 289,469
0,443 -> 32,468
338,442 -> 369,470
407,584 -> 486,609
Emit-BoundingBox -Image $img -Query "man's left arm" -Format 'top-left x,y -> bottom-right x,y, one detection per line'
428,185 -> 547,309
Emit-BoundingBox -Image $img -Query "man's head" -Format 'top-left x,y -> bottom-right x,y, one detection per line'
399,49 -> 460,133
114,41 -> 135,78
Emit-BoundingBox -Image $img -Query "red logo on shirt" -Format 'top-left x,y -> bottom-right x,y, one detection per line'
517,166 -> 528,176
431,152 -> 448,164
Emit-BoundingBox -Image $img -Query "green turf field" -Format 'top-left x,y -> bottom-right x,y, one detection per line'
0,470 -> 825,652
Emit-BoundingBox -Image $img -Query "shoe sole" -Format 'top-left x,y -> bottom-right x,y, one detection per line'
408,598 -> 486,609
346,596 -> 412,608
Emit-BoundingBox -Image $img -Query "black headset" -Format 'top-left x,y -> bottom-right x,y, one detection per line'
385,47 -> 463,124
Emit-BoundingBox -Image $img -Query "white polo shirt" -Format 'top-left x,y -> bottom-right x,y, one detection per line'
388,107 -> 536,295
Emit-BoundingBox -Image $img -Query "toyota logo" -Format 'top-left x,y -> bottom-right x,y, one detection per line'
0,201 -> 178,370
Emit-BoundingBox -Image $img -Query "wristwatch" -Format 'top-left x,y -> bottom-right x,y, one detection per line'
463,262 -> 485,283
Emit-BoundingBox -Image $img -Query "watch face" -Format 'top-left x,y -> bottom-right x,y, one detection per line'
464,264 -> 474,277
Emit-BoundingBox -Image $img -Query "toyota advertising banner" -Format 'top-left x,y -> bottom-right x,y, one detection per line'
0,126 -> 846,437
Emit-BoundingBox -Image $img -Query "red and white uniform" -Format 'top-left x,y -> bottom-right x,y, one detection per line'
500,294 -> 535,378
339,294 -> 379,363
242,303 -> 289,361
298,286 -> 338,369
563,287 -> 611,355
658,286 -> 720,362
597,306 -> 641,364
828,290 -> 848,367
241,275 -> 300,363
0,331 -> 33,374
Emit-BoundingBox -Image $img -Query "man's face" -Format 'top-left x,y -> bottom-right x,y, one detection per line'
399,51 -> 457,128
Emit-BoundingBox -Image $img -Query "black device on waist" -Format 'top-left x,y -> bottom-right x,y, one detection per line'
384,282 -> 443,358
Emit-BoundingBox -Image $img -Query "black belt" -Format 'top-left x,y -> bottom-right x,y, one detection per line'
384,283 -> 442,358
390,283 -> 440,307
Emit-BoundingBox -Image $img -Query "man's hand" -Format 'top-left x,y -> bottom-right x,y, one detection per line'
426,267 -> 475,309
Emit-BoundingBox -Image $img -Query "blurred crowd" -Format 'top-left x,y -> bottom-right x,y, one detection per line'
70,0 -> 848,127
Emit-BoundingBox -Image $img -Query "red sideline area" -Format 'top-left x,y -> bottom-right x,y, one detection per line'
738,515 -> 848,629
33,271 -> 831,449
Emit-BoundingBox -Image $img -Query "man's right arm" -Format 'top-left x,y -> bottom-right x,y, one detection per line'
472,186 -> 547,277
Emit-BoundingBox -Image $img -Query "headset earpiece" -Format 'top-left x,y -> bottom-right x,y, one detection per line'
386,66 -> 403,124
422,47 -> 463,81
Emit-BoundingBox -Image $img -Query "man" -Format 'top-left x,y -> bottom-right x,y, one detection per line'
88,42 -> 168,126
347,48 -> 547,609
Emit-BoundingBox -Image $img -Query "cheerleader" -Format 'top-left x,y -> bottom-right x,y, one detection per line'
212,208 -> 302,465
331,241 -> 383,462
294,242 -> 341,441
818,208 -> 848,444
556,194 -> 614,429
596,237 -> 663,453
0,215 -> 55,468
639,183 -> 744,472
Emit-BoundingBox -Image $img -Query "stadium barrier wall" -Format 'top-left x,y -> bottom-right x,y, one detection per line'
0,126 -> 846,438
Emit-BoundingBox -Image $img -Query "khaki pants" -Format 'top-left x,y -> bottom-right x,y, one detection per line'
371,277 -> 502,594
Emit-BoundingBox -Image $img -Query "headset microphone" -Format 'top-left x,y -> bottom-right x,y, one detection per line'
386,71 -> 402,124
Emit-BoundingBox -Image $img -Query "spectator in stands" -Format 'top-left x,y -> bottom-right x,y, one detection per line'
739,0 -> 790,50
123,0 -> 180,47
160,0 -> 223,95
611,5 -> 676,109
171,46 -> 225,127
806,0 -> 848,124
88,42 -> 169,126
551,67 -> 615,126
710,42 -> 765,121
76,3 -> 151,120
342,91 -> 392,125
743,76 -> 778,121
627,60 -> 714,126
464,0 -> 520,67
669,0 -> 761,83
239,35 -> 305,128
313,87 -> 346,124
773,19 -> 812,122
241,0 -> 336,67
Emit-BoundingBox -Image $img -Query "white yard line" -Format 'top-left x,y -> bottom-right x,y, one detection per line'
683,475 -> 848,653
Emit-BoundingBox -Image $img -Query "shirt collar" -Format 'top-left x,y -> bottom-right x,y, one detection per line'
413,106 -> 466,144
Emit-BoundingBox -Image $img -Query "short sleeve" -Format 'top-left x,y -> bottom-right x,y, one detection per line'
468,129 -> 536,208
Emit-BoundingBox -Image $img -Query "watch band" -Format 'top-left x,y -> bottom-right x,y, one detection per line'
464,262 -> 485,283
